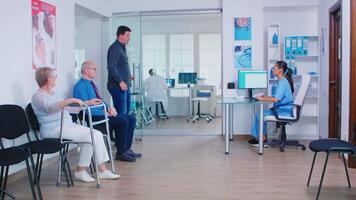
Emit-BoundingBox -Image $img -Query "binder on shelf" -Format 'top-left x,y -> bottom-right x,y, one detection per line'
303,36 -> 308,55
285,37 -> 291,56
291,37 -> 297,55
297,37 -> 303,55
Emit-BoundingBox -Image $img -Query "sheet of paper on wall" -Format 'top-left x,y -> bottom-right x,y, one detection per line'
234,17 -> 252,40
234,46 -> 252,69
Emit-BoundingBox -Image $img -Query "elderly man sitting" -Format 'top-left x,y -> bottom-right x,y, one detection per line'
73,61 -> 141,162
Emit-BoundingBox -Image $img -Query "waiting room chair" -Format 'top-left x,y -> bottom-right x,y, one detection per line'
0,147 -> 36,200
0,104 -> 45,199
25,103 -> 72,187
307,125 -> 356,200
264,74 -> 311,152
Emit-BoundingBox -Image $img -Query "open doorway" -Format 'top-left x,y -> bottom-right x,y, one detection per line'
328,0 -> 342,139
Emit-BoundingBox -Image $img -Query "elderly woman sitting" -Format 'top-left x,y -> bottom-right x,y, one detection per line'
31,67 -> 119,183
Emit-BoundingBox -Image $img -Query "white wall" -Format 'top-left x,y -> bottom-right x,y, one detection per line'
263,0 -> 319,8
75,16 -> 105,94
318,0 -> 351,141
0,0 -> 110,175
111,0 -> 221,13
341,0 -> 351,142
74,0 -> 112,17
222,0 -> 264,133
0,0 -> 75,173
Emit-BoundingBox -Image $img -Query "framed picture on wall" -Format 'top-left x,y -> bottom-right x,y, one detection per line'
32,0 -> 56,69
234,46 -> 252,69
234,17 -> 252,40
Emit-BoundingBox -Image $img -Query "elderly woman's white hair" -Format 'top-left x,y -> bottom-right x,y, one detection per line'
35,67 -> 56,87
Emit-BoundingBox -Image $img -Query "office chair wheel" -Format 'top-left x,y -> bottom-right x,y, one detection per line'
206,120 -> 210,123
279,147 -> 285,152
192,120 -> 196,123
302,146 -> 306,151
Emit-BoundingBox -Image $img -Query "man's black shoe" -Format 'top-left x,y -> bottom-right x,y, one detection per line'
115,152 -> 136,162
126,149 -> 142,158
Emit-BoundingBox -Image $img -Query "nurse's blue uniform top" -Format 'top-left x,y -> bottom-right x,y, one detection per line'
272,77 -> 294,117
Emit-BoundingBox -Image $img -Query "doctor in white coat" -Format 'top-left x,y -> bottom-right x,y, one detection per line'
144,69 -> 168,114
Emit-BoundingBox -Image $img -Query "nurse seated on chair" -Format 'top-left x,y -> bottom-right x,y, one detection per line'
248,61 -> 295,147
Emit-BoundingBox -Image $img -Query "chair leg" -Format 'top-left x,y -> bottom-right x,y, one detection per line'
279,126 -> 286,152
60,149 -> 70,188
57,151 -> 62,187
0,166 -> 4,199
307,152 -> 317,187
35,154 -> 40,184
0,188 -> 15,200
35,154 -> 44,185
62,146 -> 73,186
342,153 -> 352,188
1,166 -> 9,200
25,158 -> 37,200
29,153 -> 43,200
316,152 -> 329,200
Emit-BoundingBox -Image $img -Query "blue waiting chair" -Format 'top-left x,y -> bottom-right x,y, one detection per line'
307,131 -> 356,200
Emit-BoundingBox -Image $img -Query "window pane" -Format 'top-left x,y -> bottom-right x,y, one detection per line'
198,34 -> 222,95
142,34 -> 166,81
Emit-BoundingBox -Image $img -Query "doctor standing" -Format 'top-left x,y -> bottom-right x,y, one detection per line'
144,69 -> 168,115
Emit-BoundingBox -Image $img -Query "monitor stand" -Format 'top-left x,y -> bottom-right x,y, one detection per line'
247,89 -> 253,100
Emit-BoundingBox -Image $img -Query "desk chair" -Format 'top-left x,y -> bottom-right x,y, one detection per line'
264,74 -> 311,152
189,88 -> 214,123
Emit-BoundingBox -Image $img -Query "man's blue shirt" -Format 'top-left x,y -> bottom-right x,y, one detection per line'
73,78 -> 105,116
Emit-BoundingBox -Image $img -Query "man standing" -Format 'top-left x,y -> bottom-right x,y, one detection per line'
73,61 -> 141,162
107,25 -> 133,116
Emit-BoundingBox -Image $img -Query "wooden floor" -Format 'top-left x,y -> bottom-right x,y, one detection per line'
5,136 -> 356,200
143,116 -> 222,135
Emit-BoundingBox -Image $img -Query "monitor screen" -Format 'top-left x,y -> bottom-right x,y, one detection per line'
178,72 -> 197,84
166,79 -> 175,88
238,70 -> 268,89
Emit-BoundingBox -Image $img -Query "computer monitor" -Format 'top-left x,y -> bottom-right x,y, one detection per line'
166,79 -> 175,88
178,72 -> 197,84
238,70 -> 268,99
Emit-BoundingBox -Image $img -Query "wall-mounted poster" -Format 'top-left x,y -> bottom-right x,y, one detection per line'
234,17 -> 252,40
235,46 -> 252,69
32,0 -> 56,69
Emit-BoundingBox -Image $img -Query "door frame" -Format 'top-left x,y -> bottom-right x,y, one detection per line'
328,0 -> 342,138
349,0 -> 356,168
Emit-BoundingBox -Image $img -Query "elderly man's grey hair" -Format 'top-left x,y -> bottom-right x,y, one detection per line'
81,61 -> 95,74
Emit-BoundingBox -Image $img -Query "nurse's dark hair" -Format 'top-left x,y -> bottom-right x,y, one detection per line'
275,61 -> 294,93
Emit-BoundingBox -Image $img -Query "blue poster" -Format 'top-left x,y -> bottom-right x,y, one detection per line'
235,46 -> 252,69
234,17 -> 252,40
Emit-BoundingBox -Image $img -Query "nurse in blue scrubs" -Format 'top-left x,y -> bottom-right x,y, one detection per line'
248,61 -> 295,147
